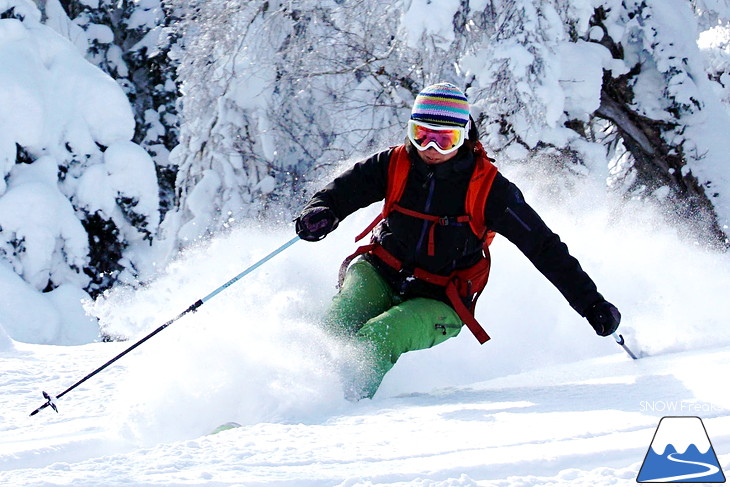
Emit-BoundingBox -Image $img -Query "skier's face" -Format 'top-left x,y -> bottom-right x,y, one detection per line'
418,147 -> 459,165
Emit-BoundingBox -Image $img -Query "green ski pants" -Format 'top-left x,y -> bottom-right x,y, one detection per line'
323,258 -> 463,398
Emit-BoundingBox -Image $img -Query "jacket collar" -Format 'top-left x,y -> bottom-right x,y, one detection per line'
407,144 -> 475,180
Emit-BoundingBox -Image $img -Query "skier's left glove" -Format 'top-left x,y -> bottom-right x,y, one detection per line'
585,300 -> 621,337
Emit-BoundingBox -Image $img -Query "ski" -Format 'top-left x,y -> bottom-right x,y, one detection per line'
209,422 -> 242,435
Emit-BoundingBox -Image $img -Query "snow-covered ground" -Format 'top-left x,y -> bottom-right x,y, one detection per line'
1,337 -> 728,486
2,169 -> 730,486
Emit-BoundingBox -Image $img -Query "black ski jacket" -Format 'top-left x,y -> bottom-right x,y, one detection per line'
304,145 -> 603,316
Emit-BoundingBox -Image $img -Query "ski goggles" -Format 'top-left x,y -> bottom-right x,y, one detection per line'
407,119 -> 468,155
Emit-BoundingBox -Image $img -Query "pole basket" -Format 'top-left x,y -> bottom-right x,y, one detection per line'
30,391 -> 58,416
43,391 -> 58,413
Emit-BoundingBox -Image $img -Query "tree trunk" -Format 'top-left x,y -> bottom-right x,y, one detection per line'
598,73 -> 728,248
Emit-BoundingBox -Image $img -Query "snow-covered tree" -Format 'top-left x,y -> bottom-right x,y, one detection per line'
160,0 -> 479,248
0,0 -> 159,303
159,0 -> 730,251
120,0 -> 180,216
461,0 -> 730,246
40,0 -> 180,216
162,1 -> 406,246
591,0 -> 730,246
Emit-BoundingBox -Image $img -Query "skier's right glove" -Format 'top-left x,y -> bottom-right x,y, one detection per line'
295,206 -> 339,241
585,300 -> 621,337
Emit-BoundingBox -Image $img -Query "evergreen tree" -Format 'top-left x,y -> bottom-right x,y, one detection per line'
121,0 -> 181,217
45,0 -> 179,217
0,1 -> 160,297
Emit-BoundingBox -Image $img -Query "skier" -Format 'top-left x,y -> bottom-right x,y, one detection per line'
295,82 -> 621,400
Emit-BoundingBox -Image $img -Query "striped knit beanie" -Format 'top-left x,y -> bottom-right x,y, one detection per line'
410,82 -> 470,127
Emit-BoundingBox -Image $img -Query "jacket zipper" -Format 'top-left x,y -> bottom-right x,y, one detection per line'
415,172 -> 436,256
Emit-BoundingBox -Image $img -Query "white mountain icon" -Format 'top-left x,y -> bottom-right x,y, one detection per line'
650,416 -> 711,454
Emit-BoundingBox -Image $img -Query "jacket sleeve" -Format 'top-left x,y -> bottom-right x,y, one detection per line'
484,172 -> 603,316
302,149 -> 391,221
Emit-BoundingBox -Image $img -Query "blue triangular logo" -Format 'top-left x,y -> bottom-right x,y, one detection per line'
637,416 -> 726,483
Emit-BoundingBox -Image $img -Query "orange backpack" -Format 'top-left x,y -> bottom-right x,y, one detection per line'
341,142 -> 499,344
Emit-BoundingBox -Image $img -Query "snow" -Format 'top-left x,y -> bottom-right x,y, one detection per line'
558,41 -> 625,121
0,320 -> 13,351
45,285 -> 101,345
0,262 -> 62,344
254,175 -> 277,194
0,157 -> 89,290
44,38 -> 135,147
177,169 -> 223,243
126,0 -> 163,32
1,333 -> 728,485
84,22 -> 113,44
0,19 -> 45,150
104,140 -> 161,230
401,0 -> 461,49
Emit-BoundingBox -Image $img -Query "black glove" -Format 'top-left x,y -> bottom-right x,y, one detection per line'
295,206 -> 339,241
585,300 -> 621,337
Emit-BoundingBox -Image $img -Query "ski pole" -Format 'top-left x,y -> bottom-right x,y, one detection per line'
30,235 -> 300,417
612,332 -> 639,360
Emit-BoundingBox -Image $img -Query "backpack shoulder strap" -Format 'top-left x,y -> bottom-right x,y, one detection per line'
355,145 -> 411,242
384,144 -> 411,214
465,142 -> 498,242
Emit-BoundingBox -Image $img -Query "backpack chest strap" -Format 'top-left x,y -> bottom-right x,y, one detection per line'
391,203 -> 471,257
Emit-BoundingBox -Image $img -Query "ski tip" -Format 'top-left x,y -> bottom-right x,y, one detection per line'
209,422 -> 242,435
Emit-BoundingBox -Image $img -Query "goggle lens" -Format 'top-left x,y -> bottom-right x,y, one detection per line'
408,121 -> 465,154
